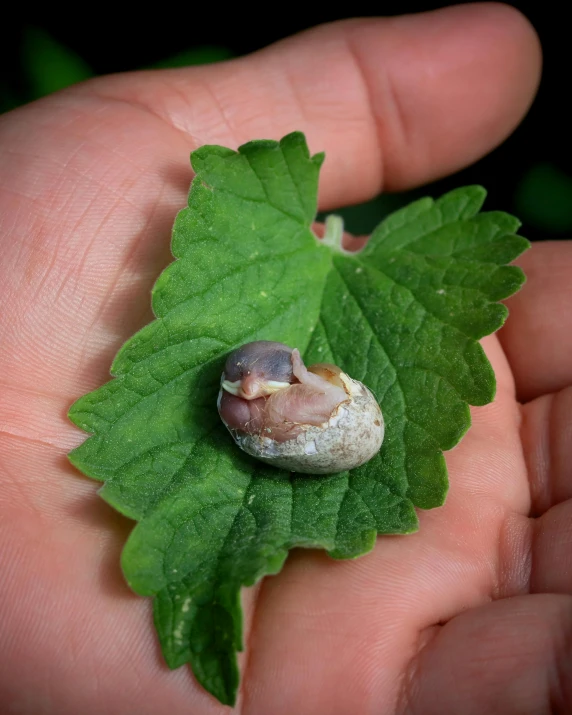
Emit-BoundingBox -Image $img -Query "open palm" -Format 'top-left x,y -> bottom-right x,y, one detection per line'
2,5 -> 570,714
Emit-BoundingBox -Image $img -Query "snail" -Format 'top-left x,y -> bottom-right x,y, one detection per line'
217,341 -> 384,474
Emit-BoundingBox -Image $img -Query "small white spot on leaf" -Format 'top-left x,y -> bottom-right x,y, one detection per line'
173,621 -> 184,642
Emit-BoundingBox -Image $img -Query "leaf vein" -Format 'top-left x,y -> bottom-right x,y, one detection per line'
333,265 -> 444,444
241,154 -> 305,225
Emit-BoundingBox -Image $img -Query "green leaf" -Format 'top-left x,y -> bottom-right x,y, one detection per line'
68,132 -> 529,706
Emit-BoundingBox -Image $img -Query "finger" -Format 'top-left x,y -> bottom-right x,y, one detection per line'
520,384 -> 572,594
402,594 -> 572,715
0,4 -> 540,409
500,241 -> 572,402
520,385 -> 572,514
86,3 -> 541,208
531,499 -> 572,595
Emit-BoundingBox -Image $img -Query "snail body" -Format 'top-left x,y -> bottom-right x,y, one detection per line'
217,341 -> 384,474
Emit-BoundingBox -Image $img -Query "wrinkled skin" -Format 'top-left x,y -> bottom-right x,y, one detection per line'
2,4 -> 571,714
219,343 -> 348,441
222,341 -> 295,399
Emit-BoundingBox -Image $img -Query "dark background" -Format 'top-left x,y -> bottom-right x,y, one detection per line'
1,2 -> 569,241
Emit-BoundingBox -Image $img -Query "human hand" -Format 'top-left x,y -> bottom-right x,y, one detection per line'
2,4 -> 561,714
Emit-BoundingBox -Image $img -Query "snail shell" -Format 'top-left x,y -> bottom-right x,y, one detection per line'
217,341 -> 384,474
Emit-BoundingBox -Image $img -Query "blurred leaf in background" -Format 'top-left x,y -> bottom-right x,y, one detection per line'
515,162 -> 572,234
151,46 -> 233,69
0,83 -> 19,114
0,28 -> 234,113
21,26 -> 94,99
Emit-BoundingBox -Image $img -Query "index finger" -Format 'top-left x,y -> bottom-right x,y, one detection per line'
0,3 -> 541,413
88,3 -> 541,209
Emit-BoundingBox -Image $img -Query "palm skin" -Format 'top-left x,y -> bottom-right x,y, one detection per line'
1,4 -> 570,714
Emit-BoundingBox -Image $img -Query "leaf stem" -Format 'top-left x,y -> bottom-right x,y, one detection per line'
322,214 -> 348,254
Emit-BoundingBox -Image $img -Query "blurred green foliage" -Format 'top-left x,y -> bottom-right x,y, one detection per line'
1,27 -> 233,110
21,27 -> 94,98
151,46 -> 233,69
515,163 -> 572,233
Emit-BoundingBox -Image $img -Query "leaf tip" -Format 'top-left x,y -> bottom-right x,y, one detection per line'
279,129 -> 309,151
238,137 -> 283,157
312,151 -> 325,169
436,184 -> 488,219
510,234 -> 532,260
190,143 -> 236,173
66,447 -> 81,470
66,396 -> 83,425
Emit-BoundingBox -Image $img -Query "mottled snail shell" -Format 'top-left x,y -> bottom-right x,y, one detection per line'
217,341 -> 384,474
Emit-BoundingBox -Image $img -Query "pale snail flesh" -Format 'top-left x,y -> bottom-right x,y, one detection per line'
217,341 -> 384,474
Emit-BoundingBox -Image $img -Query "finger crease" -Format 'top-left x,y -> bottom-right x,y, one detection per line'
343,34 -> 385,192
